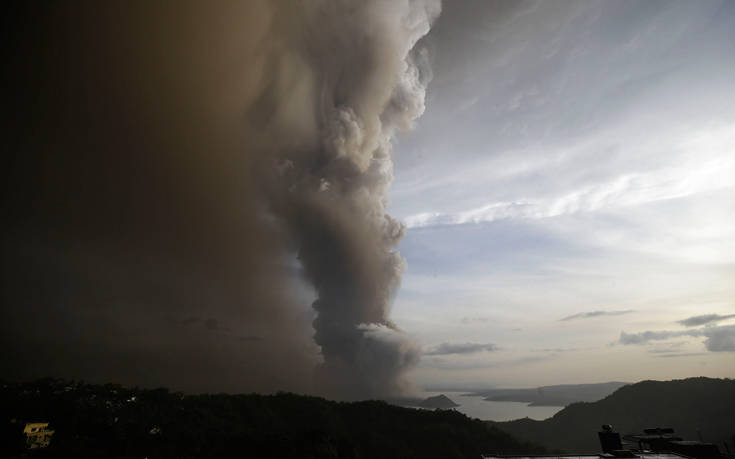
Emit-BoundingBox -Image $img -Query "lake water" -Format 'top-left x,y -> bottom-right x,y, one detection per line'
421,391 -> 563,422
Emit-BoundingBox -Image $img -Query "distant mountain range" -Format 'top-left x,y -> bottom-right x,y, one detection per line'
470,381 -> 630,406
393,381 -> 628,413
489,377 -> 735,453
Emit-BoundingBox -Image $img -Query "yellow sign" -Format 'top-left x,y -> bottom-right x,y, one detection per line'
23,422 -> 55,449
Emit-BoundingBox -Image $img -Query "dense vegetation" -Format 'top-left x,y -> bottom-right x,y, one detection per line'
1,378 -> 545,458
490,377 -> 735,453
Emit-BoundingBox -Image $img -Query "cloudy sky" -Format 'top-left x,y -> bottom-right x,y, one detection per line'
389,0 -> 735,389
3,0 -> 733,398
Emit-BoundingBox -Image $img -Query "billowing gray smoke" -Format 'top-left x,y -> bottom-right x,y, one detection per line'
258,0 -> 440,399
2,0 -> 439,399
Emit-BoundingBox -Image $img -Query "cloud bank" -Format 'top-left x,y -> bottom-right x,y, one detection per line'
677,313 -> 735,327
561,310 -> 634,321
403,154 -> 735,229
619,325 -> 735,352
424,342 -> 498,356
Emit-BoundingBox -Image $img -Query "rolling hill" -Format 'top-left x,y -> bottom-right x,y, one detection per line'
473,381 -> 629,406
489,377 -> 735,453
1,378 -> 545,459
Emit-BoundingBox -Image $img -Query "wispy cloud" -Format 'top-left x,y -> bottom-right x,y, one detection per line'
460,316 -> 489,324
619,329 -> 692,345
532,347 -> 577,353
403,135 -> 735,229
656,352 -> 708,358
619,325 -> 735,352
420,354 -> 551,370
561,310 -> 634,321
424,342 -> 498,356
647,342 -> 687,354
677,313 -> 735,327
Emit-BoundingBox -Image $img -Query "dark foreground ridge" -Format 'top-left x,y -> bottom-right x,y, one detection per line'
489,377 -> 735,453
2,378 -> 545,459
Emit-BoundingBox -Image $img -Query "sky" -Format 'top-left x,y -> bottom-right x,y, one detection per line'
2,0 -> 733,398
389,0 -> 735,389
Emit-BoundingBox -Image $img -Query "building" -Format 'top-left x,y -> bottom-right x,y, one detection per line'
483,425 -> 726,459
23,422 -> 55,449
624,428 -> 723,459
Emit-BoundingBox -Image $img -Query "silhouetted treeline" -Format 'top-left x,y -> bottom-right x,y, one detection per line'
490,377 -> 735,453
1,378 -> 546,458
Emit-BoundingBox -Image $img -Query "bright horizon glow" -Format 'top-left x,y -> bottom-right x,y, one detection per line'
390,0 -> 735,389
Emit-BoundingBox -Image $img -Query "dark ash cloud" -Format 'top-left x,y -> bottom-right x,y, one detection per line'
677,313 -> 735,327
424,342 -> 498,356
619,325 -> 735,352
2,0 -> 440,399
560,310 -> 634,321
180,317 -> 203,327
238,336 -> 264,342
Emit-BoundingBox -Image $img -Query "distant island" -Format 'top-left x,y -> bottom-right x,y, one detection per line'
419,394 -> 460,409
470,381 -> 629,406
489,377 -> 735,453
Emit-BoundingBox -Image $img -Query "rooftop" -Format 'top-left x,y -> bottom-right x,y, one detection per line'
482,454 -> 689,459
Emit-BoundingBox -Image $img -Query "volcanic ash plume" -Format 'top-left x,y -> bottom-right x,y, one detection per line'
2,0 -> 439,399
257,0 -> 441,399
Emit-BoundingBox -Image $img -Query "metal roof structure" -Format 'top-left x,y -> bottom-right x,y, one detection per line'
482,425 -> 726,459
482,454 -> 689,459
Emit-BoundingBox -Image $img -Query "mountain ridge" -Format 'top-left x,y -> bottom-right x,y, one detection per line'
489,377 -> 735,453
1,378 -> 545,458
470,381 -> 630,407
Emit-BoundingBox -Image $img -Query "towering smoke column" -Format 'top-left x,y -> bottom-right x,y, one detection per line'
259,0 -> 440,398
2,0 -> 439,399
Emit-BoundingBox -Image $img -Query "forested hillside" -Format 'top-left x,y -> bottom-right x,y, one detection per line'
490,377 -> 735,453
2,379 -> 545,458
